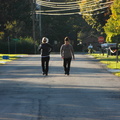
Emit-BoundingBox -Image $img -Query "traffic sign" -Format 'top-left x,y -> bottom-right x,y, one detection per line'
98,36 -> 104,43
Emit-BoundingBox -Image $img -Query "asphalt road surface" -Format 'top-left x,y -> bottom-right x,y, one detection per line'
0,54 -> 120,120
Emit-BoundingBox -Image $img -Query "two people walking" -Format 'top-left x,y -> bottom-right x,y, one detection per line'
38,36 -> 75,76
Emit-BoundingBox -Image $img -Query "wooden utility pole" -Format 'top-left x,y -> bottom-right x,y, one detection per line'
32,0 -> 36,54
39,2 -> 42,40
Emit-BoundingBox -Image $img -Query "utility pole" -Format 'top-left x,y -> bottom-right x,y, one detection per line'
38,0 -> 50,41
32,0 -> 37,54
39,0 -> 42,40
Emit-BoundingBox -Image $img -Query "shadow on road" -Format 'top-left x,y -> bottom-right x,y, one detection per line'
0,79 -> 120,120
0,64 -> 109,79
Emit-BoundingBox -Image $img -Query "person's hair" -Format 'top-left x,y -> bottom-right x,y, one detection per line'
64,37 -> 69,41
42,37 -> 49,43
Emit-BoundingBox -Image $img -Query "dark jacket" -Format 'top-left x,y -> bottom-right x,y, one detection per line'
38,43 -> 53,56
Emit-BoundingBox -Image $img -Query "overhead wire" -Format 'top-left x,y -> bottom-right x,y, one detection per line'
39,1 -> 79,6
36,0 -> 113,7
38,12 -> 80,15
36,8 -> 79,13
36,1 -> 79,9
36,0 -> 111,9
36,1 -> 113,13
37,1 -> 113,9
36,0 -> 105,5
38,4 -> 79,9
36,0 -> 113,15
36,5 -> 110,15
36,0 -> 81,4
37,0 -> 98,7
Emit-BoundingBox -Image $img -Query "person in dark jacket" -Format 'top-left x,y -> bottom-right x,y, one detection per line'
38,37 -> 53,76
60,37 -> 75,75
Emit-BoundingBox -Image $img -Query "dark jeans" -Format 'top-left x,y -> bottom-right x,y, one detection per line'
63,58 -> 72,74
41,56 -> 50,74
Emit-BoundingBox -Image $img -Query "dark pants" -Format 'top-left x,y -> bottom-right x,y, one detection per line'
41,56 -> 50,74
63,58 -> 72,74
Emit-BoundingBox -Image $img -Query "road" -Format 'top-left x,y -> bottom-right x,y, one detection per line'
0,54 -> 120,120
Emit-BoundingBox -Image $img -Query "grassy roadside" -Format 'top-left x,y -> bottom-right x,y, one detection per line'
90,53 -> 120,77
0,54 -> 26,64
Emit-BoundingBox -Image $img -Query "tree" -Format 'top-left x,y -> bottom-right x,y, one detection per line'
0,0 -> 32,40
104,0 -> 120,43
79,0 -> 113,36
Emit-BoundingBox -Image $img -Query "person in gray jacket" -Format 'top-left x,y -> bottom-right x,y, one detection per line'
60,37 -> 75,75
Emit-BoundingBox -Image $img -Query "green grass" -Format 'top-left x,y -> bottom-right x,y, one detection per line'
91,53 -> 120,77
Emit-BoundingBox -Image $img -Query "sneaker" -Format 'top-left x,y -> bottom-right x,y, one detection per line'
45,72 -> 48,76
67,73 -> 69,75
64,71 -> 67,75
67,71 -> 69,75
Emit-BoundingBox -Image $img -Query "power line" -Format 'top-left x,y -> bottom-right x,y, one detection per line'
36,0 -> 81,4
36,5 -> 110,15
36,0 -> 104,5
36,0 -> 112,9
37,11 -> 80,15
36,8 -> 79,13
37,0 -> 112,7
37,0 -> 97,8
36,0 -> 113,16
38,4 -> 79,9
36,1 -> 112,13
